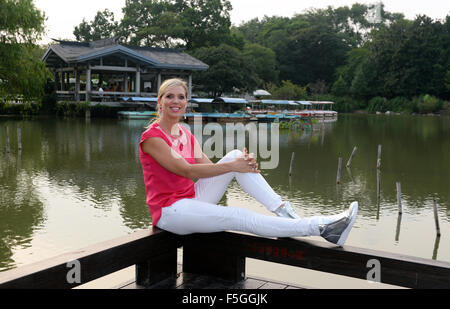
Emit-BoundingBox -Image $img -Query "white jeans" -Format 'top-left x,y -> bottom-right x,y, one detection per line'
156,150 -> 324,237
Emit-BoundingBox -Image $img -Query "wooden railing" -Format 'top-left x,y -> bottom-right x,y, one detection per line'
1,228 -> 450,289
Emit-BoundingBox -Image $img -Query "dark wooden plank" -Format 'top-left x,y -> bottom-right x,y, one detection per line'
229,278 -> 267,289
0,228 -> 182,289
176,272 -> 237,289
183,239 -> 245,282
4,229 -> 450,290
184,232 -> 450,289
259,281 -> 287,289
136,247 -> 178,287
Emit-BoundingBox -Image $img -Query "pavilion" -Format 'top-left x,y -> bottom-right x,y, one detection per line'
41,37 -> 209,103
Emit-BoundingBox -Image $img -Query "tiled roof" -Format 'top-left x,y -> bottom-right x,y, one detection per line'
43,39 -> 208,71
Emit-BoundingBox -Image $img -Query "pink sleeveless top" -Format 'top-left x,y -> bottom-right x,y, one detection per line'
139,122 -> 196,226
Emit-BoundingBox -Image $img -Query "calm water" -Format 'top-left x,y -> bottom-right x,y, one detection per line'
0,114 -> 449,274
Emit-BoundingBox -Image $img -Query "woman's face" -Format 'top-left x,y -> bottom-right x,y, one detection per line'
158,85 -> 187,120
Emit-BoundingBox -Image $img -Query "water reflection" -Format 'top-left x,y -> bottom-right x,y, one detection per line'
0,114 -> 449,272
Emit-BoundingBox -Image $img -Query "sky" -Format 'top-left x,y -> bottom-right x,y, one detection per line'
34,0 -> 450,44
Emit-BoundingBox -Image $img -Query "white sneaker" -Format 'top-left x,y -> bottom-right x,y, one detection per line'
318,201 -> 358,246
274,201 -> 300,219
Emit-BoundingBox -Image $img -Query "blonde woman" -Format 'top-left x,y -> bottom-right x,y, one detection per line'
139,78 -> 358,246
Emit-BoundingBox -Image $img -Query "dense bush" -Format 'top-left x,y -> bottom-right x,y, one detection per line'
416,95 -> 443,114
265,80 -> 307,100
367,97 -> 388,113
0,101 -> 41,115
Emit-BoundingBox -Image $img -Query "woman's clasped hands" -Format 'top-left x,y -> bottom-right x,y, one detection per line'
232,147 -> 260,174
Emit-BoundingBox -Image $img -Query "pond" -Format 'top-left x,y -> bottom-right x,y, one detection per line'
1,114 -> 449,286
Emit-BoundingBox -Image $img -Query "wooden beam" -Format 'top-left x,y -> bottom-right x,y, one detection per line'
55,67 -> 76,73
91,65 -> 137,72
184,232 -> 450,289
2,230 -> 450,289
0,229 -> 182,289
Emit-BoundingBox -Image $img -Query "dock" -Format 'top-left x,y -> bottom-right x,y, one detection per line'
117,111 -> 313,123
116,264 -> 304,289
1,228 -> 450,290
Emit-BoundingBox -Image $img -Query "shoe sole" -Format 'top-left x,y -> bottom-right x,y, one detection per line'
336,201 -> 358,246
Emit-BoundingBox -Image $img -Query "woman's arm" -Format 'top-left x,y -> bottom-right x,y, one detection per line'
142,137 -> 259,179
193,134 -> 213,164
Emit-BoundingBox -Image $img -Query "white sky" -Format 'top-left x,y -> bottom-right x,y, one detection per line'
34,0 -> 450,44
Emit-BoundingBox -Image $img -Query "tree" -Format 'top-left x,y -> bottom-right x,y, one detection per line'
73,9 -> 119,42
191,44 -> 258,97
177,0 -> 233,50
331,75 -> 347,97
266,80 -> 307,100
120,0 -> 181,48
0,0 -> 49,101
242,43 -> 278,86
368,15 -> 448,99
120,0 -> 232,49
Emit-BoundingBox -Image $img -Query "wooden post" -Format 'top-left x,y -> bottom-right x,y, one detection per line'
377,169 -> 381,200
395,212 -> 402,242
135,248 -> 178,287
5,126 -> 10,153
86,65 -> 91,101
136,65 -> 141,95
188,73 -> 192,100
17,128 -> 22,151
377,144 -> 382,169
432,235 -> 441,260
289,152 -> 295,176
75,69 -> 80,102
346,146 -> 357,168
433,199 -> 441,236
396,182 -> 402,214
183,235 -> 246,282
157,72 -> 162,93
336,157 -> 342,184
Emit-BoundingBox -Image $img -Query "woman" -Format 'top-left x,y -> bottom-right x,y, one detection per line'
139,78 -> 358,246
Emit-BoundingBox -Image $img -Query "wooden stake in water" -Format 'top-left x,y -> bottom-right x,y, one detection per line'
346,146 -> 357,168
289,152 -> 295,176
17,128 -> 22,151
377,169 -> 381,201
433,199 -> 441,236
336,157 -> 342,184
396,182 -> 402,214
5,126 -> 10,153
377,144 -> 382,169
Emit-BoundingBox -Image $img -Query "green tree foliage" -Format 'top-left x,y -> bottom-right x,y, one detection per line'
266,80 -> 307,100
0,0 -> 49,101
191,44 -> 258,97
68,1 -> 449,110
368,16 -> 448,99
242,43 -> 278,86
120,0 -> 232,49
73,9 -> 119,42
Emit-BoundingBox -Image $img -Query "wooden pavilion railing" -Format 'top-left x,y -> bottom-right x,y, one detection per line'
1,228 -> 449,289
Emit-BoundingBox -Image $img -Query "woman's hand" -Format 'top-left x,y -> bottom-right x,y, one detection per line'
231,147 -> 260,173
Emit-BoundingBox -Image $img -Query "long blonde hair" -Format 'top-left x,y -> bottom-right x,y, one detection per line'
147,78 -> 188,128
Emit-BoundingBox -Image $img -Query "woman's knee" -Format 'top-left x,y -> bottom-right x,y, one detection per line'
226,149 -> 243,159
